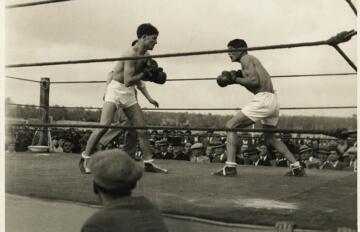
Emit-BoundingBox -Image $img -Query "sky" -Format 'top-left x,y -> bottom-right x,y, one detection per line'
3,0 -> 358,118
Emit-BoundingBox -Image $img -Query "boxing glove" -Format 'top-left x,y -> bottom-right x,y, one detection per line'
216,71 -> 236,87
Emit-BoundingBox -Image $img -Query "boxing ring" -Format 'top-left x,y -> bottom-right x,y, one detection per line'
4,0 -> 358,231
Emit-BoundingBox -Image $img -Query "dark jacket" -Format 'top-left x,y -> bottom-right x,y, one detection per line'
81,196 -> 168,232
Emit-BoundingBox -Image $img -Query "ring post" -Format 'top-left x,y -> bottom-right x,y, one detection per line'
37,77 -> 50,146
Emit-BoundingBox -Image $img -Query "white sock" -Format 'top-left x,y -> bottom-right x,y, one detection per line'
144,159 -> 154,163
225,161 -> 237,167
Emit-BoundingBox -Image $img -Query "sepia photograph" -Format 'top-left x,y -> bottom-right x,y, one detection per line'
2,0 -> 358,231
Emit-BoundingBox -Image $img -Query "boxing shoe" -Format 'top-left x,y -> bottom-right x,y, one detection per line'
79,152 -> 91,174
212,165 -> 238,177
144,160 -> 168,174
285,162 -> 306,177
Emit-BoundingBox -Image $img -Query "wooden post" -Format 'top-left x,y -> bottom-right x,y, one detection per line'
36,77 -> 50,146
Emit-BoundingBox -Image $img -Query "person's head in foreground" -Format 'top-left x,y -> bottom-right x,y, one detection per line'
90,149 -> 143,203
83,149 -> 169,232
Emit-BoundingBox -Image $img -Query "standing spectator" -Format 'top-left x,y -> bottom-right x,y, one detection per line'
190,143 -> 210,164
81,149 -> 168,232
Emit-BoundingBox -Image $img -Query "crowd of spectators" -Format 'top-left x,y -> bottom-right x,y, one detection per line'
5,127 -> 357,171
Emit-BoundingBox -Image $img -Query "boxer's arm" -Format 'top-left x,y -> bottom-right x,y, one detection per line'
138,85 -> 159,108
233,57 -> 260,88
124,60 -> 144,87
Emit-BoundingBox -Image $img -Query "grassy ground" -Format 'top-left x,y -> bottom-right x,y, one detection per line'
5,152 -> 357,230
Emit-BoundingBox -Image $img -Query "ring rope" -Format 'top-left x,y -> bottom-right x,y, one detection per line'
6,127 -> 345,141
332,45 -> 357,71
5,30 -> 356,68
6,103 -> 357,111
49,72 -> 357,84
5,72 -> 357,85
7,122 -> 356,138
5,75 -> 41,83
6,0 -> 74,9
345,0 -> 357,15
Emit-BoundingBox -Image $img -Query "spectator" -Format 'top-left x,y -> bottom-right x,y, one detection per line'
281,133 -> 298,154
299,144 -> 321,169
209,140 -> 226,163
183,142 -> 192,159
317,146 -> 330,165
205,146 -> 214,162
81,149 -> 168,232
190,143 -> 210,164
153,140 -> 172,159
271,151 -> 288,168
254,144 -> 272,166
183,130 -> 195,144
235,144 -> 248,165
50,136 -> 63,152
63,141 -> 73,153
343,143 -> 357,171
320,150 -> 346,170
169,136 -> 189,161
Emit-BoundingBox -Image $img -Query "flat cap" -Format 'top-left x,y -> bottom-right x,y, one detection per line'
191,143 -> 204,150
90,149 -> 143,191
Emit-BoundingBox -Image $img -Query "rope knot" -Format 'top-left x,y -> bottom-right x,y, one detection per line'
326,30 -> 357,46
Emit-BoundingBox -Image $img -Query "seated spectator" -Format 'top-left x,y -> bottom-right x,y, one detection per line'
343,143 -> 357,171
320,150 -> 346,170
254,144 -> 272,166
63,140 -> 73,153
183,130 -> 194,144
81,149 -> 168,232
205,146 -> 214,161
298,144 -> 321,169
50,136 -> 63,152
183,142 -> 192,159
150,130 -> 159,141
243,149 -> 260,165
317,146 -> 330,165
235,144 -> 248,165
169,136 -> 189,161
209,140 -> 226,163
270,151 -> 288,168
153,140 -> 173,159
190,143 -> 210,164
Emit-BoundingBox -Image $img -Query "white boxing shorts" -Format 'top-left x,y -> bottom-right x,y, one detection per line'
104,80 -> 137,109
242,92 -> 280,126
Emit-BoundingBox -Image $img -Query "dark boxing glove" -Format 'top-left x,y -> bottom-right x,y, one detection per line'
230,69 -> 243,78
216,71 -> 236,87
143,59 -> 167,84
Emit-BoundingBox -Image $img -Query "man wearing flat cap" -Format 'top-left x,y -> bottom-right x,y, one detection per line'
81,149 -> 168,232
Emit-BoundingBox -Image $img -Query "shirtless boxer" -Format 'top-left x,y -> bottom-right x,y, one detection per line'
79,23 -> 168,174
212,39 -> 304,177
